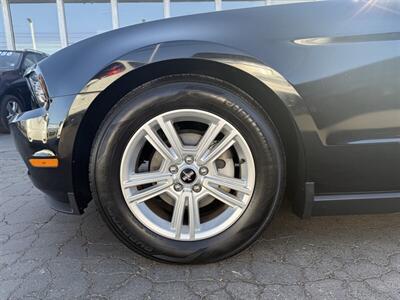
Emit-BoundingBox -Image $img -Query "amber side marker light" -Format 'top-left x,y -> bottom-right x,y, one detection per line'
29,158 -> 59,168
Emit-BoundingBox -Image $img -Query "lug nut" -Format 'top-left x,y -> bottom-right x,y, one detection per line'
199,166 -> 208,176
169,165 -> 178,174
192,184 -> 202,193
174,183 -> 183,192
185,155 -> 194,164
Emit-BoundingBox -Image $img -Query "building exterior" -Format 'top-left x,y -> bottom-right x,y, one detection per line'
1,0 -> 319,53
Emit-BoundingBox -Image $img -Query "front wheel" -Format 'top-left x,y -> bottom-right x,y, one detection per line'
90,75 -> 285,263
0,95 -> 24,134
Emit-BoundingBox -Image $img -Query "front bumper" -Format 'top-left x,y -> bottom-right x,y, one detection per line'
10,107 -> 81,214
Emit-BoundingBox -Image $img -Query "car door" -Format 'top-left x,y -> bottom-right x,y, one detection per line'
291,3 -> 400,194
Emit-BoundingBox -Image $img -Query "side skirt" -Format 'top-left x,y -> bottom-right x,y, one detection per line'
302,182 -> 400,217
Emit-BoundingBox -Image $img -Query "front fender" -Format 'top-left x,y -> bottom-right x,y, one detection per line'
62,40 -> 317,216
73,40 -> 319,142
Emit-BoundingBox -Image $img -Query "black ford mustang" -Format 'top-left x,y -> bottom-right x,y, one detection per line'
10,1 -> 400,263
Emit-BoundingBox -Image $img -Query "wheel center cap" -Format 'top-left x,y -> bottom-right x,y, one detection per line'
180,168 -> 197,184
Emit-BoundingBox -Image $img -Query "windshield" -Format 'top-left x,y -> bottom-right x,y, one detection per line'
0,51 -> 22,70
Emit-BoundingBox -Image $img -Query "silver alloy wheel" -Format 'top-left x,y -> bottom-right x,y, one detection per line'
6,99 -> 21,120
120,109 -> 255,241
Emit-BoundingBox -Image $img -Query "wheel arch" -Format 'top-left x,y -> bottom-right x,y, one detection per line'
72,58 -> 307,215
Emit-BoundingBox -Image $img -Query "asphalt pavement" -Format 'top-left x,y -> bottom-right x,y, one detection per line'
1,132 -> 400,299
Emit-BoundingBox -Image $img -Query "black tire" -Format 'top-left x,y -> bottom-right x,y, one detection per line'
89,75 -> 285,263
0,95 -> 24,134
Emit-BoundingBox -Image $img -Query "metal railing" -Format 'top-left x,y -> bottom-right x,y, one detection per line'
1,0 -> 320,51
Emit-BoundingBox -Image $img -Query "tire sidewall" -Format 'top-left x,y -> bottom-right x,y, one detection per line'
91,75 -> 285,263
0,95 -> 24,132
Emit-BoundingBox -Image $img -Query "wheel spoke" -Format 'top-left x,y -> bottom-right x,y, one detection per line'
127,181 -> 172,204
120,109 -> 255,241
123,172 -> 171,189
188,194 -> 200,240
203,175 -> 250,195
143,124 -> 178,162
6,101 -> 19,119
171,191 -> 189,239
203,183 -> 245,209
156,117 -> 184,159
195,120 -> 225,162
199,131 -> 237,164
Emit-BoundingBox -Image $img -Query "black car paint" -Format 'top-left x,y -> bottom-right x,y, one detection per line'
0,51 -> 48,120
10,1 -> 400,216
0,65 -> 29,111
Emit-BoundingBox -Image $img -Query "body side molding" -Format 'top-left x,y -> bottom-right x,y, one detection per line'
305,181 -> 400,217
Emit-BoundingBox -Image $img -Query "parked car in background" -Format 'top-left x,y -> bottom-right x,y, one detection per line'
10,1 -> 400,263
0,50 -> 47,133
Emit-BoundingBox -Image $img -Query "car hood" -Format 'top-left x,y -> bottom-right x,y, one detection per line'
38,0 -> 396,98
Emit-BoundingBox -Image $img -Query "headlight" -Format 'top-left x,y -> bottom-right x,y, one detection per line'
26,67 -> 50,108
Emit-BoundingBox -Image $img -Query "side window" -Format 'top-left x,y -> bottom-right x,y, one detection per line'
35,53 -> 47,62
21,53 -> 38,72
